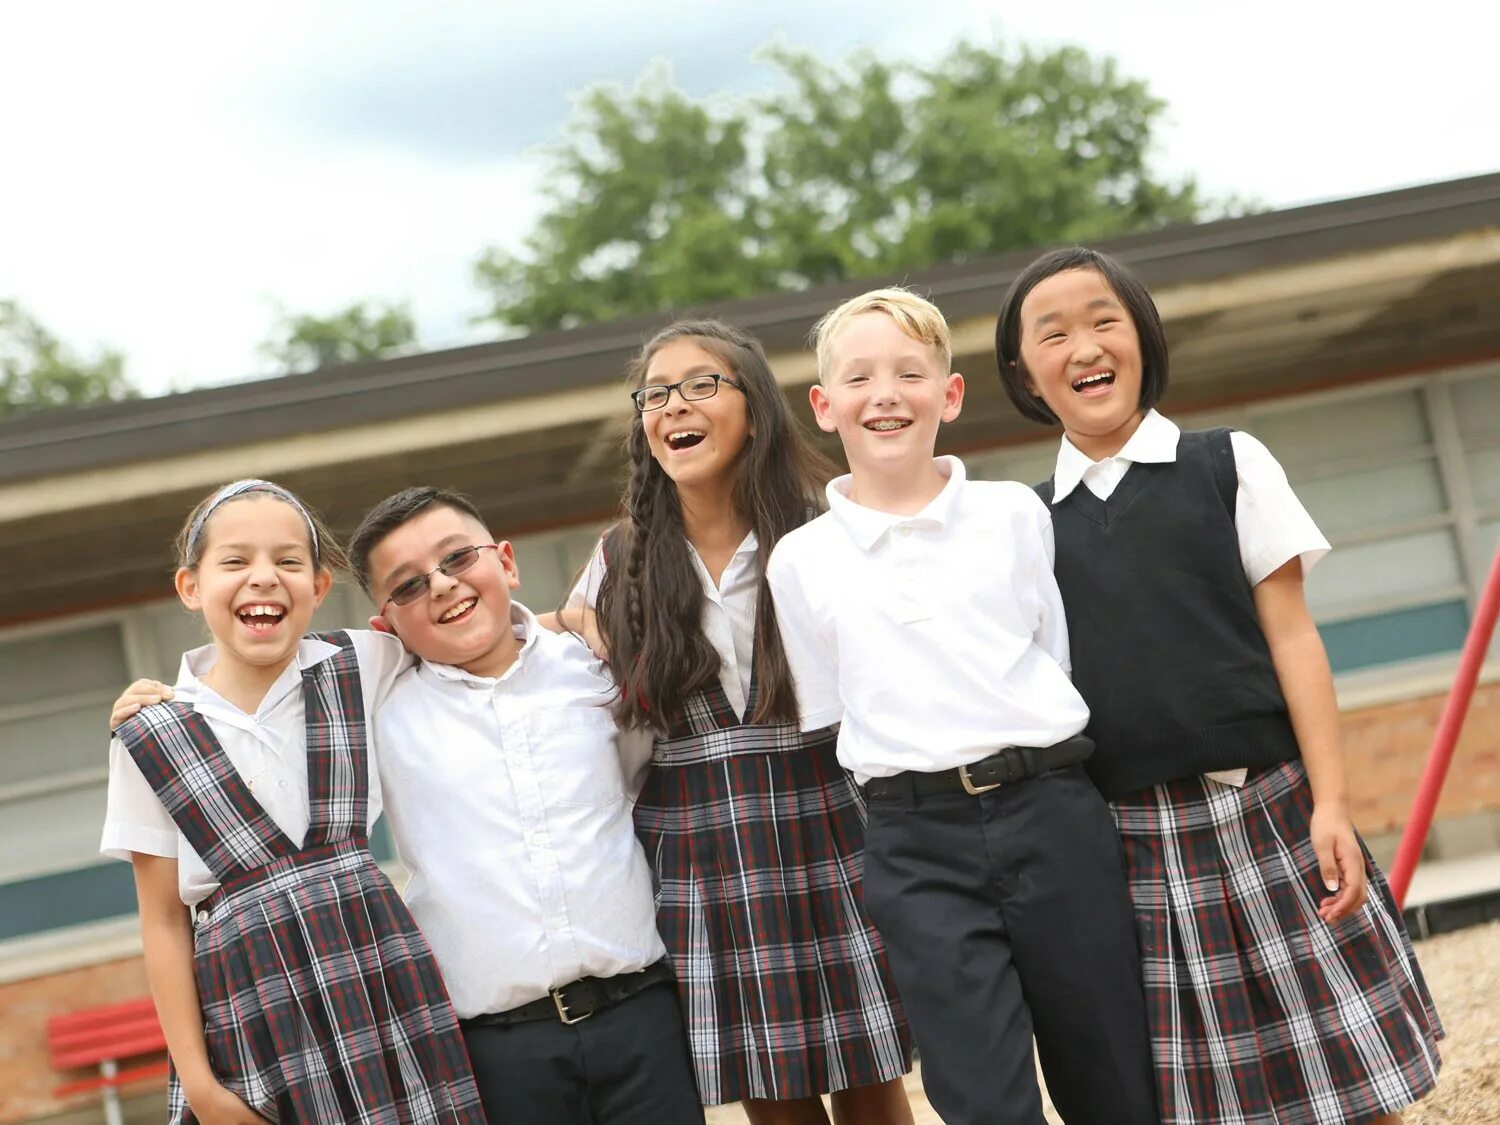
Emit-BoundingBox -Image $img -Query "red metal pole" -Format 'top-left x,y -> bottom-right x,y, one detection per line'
1388,547 -> 1500,908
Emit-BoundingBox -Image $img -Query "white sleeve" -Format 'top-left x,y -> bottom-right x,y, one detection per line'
568,539 -> 608,610
1025,498 -> 1073,675
616,725 -> 655,803
349,629 -> 417,715
100,735 -> 180,862
1231,431 -> 1331,586
766,541 -> 844,732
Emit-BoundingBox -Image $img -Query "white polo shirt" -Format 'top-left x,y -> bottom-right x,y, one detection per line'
101,633 -> 408,905
374,603 -> 663,1019
766,456 -> 1089,783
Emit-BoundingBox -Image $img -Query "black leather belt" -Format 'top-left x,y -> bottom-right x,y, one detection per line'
461,960 -> 675,1028
865,735 -> 1094,800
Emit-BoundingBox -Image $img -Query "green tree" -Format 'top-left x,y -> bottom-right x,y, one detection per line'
0,300 -> 136,419
261,301 -> 417,373
475,39 -> 1216,333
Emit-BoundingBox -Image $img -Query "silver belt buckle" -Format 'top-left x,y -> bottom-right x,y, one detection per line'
551,987 -> 593,1025
959,763 -> 1002,795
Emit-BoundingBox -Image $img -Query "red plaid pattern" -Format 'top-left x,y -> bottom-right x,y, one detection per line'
1111,759 -> 1443,1124
118,632 -> 484,1124
638,670 -> 912,1106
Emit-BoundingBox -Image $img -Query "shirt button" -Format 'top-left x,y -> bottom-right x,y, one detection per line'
278,778 -> 289,790
899,526 -> 912,537
196,910 -> 209,925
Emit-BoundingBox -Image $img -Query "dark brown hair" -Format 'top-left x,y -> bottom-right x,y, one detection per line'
595,320 -> 837,730
994,246 -> 1170,425
175,481 -> 346,573
347,486 -> 488,594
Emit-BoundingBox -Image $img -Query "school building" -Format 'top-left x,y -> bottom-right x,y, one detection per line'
2,171 -> 1498,1122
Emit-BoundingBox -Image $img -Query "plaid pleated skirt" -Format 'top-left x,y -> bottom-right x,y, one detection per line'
1111,759 -> 1443,1125
177,839 -> 485,1124
635,731 -> 913,1106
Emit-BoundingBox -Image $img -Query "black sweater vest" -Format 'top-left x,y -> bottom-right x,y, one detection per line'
1037,428 -> 1300,800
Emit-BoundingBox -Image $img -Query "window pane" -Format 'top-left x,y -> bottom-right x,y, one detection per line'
1305,529 -> 1462,617
1294,460 -> 1446,537
1480,518 -> 1500,561
1451,373 -> 1500,445
509,525 -> 609,615
1249,390 -> 1428,470
0,707 -> 109,788
1466,447 -> 1500,509
1321,600 -> 1470,673
0,783 -> 108,883
0,626 -> 127,710
0,863 -> 138,940
970,443 -> 1059,488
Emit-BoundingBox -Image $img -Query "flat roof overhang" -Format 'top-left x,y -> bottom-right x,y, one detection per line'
3,174 -> 1499,625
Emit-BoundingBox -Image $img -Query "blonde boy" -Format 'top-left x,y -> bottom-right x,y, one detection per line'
765,289 -> 1157,1125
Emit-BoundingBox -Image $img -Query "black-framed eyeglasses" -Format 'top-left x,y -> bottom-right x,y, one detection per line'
384,544 -> 499,608
630,373 -> 744,413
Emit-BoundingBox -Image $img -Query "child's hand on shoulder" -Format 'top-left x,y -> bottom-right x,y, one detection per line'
1309,801 -> 1367,923
110,680 -> 173,730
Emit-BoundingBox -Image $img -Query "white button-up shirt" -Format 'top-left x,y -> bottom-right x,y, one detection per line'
101,633 -> 408,905
374,604 -> 662,1019
572,530 -> 760,717
766,456 -> 1089,783
1049,411 -> 1331,786
1051,410 -> 1330,585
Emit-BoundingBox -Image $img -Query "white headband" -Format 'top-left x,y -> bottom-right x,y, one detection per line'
187,479 -> 320,561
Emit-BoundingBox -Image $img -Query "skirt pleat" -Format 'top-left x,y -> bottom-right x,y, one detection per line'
176,841 -> 484,1124
636,739 -> 912,1105
1112,759 -> 1443,1125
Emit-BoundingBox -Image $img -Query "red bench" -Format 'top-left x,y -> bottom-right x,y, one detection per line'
47,997 -> 168,1125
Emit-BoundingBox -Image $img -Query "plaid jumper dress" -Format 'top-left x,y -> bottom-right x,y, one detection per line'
636,666 -> 913,1106
1045,430 -> 1443,1124
116,632 -> 485,1125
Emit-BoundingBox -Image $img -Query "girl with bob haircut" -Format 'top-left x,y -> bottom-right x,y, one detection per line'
568,320 -> 915,1124
101,480 -> 483,1125
995,247 -> 1443,1124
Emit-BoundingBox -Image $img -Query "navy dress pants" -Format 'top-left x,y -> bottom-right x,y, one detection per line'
461,981 -> 701,1124
862,764 -> 1157,1125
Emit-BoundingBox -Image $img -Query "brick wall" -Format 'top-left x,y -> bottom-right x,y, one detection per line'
1344,681 -> 1500,839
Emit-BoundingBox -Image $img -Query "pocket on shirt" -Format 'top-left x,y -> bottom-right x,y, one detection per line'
528,707 -> 627,807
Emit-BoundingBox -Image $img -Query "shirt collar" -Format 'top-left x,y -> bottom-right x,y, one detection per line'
421,602 -> 538,687
1050,409 -> 1179,503
175,637 -> 342,716
826,456 -> 968,551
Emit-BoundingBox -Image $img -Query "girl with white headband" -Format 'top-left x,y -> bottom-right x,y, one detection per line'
100,480 -> 485,1125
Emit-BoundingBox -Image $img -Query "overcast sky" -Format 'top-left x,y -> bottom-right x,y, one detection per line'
4,1 -> 1497,396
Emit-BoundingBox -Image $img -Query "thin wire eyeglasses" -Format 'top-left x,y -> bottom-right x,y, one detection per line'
383,544 -> 500,608
630,373 -> 744,413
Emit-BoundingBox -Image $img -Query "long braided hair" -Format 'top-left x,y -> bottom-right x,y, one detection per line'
596,320 -> 837,731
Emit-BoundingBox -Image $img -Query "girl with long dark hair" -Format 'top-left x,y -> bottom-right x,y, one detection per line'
569,321 -> 914,1125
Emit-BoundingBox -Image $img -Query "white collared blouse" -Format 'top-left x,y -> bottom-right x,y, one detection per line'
1050,410 -> 1330,585
570,529 -> 761,718
101,633 -> 409,905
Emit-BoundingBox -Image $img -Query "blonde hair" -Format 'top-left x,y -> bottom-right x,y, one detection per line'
810,286 -> 952,381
